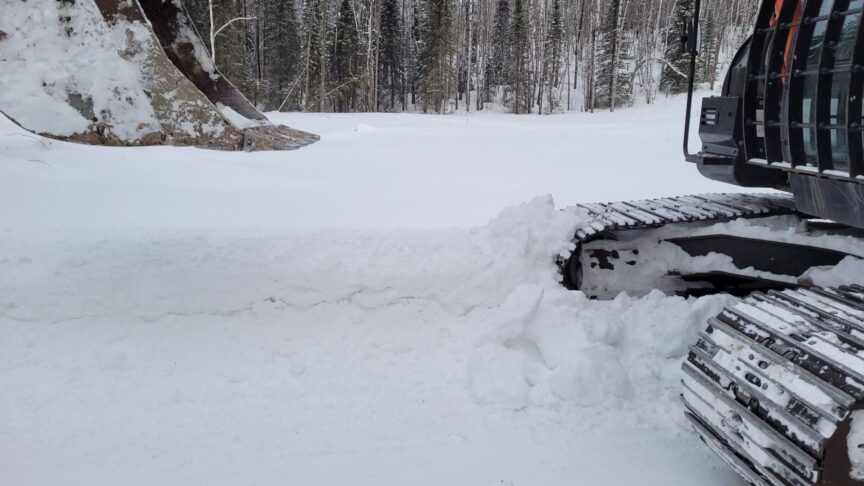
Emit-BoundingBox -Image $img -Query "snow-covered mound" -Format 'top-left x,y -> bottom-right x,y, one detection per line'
0,197 -> 741,485
1,102 -> 756,485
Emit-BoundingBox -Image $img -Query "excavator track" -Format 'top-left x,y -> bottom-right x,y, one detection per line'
559,192 -> 859,297
682,286 -> 864,485
562,193 -> 864,484
568,193 -> 798,245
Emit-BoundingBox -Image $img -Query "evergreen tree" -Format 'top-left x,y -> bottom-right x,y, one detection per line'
406,4 -> 422,106
418,0 -> 455,113
659,0 -> 693,94
508,0 -> 530,113
303,0 -> 329,111
331,0 -> 361,112
178,0 -> 763,115
698,7 -> 718,89
263,0 -> 302,110
487,0 -> 510,95
543,0 -> 563,113
594,0 -> 631,109
379,0 -> 404,111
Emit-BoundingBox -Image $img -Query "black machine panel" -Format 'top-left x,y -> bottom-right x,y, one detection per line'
689,0 -> 864,229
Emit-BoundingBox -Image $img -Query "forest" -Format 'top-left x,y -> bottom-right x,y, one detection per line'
184,0 -> 758,114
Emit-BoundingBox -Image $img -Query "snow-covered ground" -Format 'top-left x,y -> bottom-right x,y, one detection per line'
1,96 -> 749,485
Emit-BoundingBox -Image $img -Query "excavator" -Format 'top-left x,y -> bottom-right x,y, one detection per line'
1,0 -> 863,484
558,0 -> 864,484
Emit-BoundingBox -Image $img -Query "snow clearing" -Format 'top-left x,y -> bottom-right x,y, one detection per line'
8,0 -> 864,484
0,97 -> 762,486
5,94 -> 864,485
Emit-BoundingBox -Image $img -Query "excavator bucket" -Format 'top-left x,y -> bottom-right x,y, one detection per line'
0,0 -> 318,151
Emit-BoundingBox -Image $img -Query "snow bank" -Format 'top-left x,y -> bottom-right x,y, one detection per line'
1,196 -> 731,427
0,103 -> 752,485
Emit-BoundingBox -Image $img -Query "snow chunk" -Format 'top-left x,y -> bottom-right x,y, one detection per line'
549,344 -> 632,406
806,257 -> 864,288
354,124 -> 377,133
849,411 -> 864,480
469,345 -> 534,410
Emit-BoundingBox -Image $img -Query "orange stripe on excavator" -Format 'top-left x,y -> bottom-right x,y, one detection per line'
769,0 -> 801,81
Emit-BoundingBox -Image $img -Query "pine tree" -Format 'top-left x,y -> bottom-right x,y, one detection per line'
487,0 -> 510,97
593,0 -> 630,110
303,0 -> 329,111
507,0 -> 531,113
659,0 -> 693,94
418,0 -> 455,113
543,0 -> 563,113
178,0 -> 764,114
698,7 -> 718,89
406,4 -> 422,106
331,0 -> 361,112
379,0 -> 404,111
263,0 -> 302,110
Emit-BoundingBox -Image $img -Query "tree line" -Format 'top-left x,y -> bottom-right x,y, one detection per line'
184,0 -> 760,114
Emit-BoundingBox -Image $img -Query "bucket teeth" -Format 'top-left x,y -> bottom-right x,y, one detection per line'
242,125 -> 320,151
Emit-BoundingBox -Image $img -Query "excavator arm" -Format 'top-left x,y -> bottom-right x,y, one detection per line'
0,0 -> 317,151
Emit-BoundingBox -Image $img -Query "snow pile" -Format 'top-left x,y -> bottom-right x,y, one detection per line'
0,104 -> 749,485
467,281 -> 731,413
2,196 -> 731,425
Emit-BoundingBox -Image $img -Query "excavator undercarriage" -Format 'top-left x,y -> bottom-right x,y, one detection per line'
560,0 -> 864,483
560,193 -> 864,484
561,193 -> 863,299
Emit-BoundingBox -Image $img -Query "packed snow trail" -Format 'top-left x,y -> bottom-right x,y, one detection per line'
2,98 -> 752,485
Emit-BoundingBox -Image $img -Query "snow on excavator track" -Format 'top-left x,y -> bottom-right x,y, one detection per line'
561,193 -> 863,299
0,0 -> 317,151
683,285 -> 864,486
562,192 -> 864,485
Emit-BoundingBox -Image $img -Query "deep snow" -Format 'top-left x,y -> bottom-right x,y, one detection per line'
2,97 -> 754,485
1,95 -> 734,231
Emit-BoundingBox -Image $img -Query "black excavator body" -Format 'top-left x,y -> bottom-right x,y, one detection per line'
688,0 -> 864,229
677,1 -> 864,484
560,1 -> 864,484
